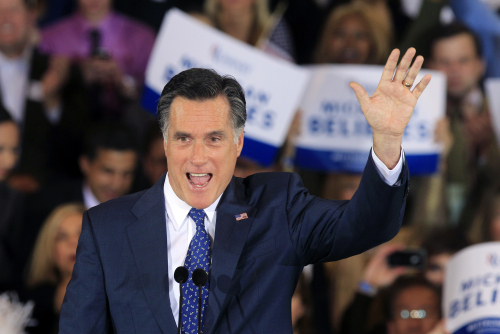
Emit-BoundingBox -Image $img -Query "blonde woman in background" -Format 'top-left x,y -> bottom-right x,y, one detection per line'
24,203 -> 86,334
314,1 -> 393,65
204,0 -> 294,60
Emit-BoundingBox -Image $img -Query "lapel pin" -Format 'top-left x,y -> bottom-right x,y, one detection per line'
235,213 -> 248,221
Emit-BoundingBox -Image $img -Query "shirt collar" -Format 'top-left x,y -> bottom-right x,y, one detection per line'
82,183 -> 100,209
75,11 -> 116,32
163,172 -> 221,230
0,45 -> 32,65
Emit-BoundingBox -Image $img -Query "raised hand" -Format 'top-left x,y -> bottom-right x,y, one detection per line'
350,48 -> 432,168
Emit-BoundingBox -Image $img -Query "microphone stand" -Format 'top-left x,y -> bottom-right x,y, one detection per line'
193,268 -> 208,334
174,267 -> 189,334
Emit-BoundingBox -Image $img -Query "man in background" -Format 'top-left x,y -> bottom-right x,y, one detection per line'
428,23 -> 500,226
0,0 -> 89,192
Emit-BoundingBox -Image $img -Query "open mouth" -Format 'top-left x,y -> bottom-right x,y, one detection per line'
187,173 -> 213,188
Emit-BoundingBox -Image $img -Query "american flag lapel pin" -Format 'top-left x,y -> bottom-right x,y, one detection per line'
235,213 -> 248,221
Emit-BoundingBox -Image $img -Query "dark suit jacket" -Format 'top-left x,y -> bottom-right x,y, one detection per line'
59,155 -> 409,333
0,182 -> 24,289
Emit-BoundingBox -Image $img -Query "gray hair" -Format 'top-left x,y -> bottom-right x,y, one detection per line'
157,68 -> 247,144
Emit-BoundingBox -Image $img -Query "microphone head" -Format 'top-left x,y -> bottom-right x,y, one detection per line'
174,266 -> 189,284
192,268 -> 208,287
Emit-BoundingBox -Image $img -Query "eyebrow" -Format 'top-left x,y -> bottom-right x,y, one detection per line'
173,131 -> 191,138
207,130 -> 227,138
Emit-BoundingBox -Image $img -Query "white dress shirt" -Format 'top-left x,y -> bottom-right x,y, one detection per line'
164,148 -> 404,325
164,173 -> 221,325
82,183 -> 101,209
0,47 -> 62,124
0,49 -> 30,124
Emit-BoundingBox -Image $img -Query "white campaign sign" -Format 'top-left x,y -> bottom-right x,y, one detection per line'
486,79 -> 500,149
295,65 -> 446,174
444,242 -> 500,334
142,8 -> 310,166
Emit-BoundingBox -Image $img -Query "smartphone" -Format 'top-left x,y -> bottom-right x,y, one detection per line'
387,249 -> 427,270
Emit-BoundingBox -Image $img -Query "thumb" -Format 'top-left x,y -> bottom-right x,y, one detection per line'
350,82 -> 370,111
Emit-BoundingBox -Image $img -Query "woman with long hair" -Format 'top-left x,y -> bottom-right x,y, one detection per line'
25,203 -> 86,334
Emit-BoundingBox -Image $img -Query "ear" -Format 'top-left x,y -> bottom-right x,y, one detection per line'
163,140 -> 168,156
236,131 -> 244,157
79,156 -> 90,177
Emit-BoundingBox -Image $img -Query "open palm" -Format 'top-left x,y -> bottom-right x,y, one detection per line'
350,48 -> 432,167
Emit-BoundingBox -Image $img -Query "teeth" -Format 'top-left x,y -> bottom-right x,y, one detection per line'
193,181 -> 210,188
190,173 -> 208,177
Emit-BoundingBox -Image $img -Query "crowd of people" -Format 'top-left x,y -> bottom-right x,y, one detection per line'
0,0 -> 499,333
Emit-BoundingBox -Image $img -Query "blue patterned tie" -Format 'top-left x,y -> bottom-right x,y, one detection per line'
182,208 -> 210,334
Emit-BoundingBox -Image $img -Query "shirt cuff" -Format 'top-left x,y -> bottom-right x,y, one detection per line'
371,147 -> 404,186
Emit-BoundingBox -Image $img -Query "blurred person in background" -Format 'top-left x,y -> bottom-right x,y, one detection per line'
449,0 -> 500,78
0,0 -> 89,192
314,1 -> 392,65
133,122 -> 168,191
341,228 -> 467,333
342,274 -> 444,334
23,203 -> 86,334
40,0 -> 155,120
383,276 -> 443,334
20,122 -> 138,286
428,23 -> 500,226
0,107 -> 23,292
204,0 -> 295,61
421,228 -> 469,286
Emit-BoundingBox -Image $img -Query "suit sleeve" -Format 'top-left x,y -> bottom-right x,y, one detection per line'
59,211 -> 112,333
286,153 -> 409,266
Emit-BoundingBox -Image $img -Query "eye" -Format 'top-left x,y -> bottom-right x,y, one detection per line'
210,137 -> 220,143
179,136 -> 189,142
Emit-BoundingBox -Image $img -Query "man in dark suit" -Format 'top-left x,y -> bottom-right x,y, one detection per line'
60,47 -> 431,333
18,122 -> 138,285
0,0 -> 89,192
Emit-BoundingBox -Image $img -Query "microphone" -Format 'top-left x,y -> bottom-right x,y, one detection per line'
192,268 -> 208,334
174,267 -> 189,334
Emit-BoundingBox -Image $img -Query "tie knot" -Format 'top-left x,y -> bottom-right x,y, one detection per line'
189,208 -> 206,227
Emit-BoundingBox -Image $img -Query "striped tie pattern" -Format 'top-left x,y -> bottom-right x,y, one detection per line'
182,208 -> 210,334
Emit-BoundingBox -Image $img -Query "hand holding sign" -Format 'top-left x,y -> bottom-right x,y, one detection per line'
350,48 -> 432,169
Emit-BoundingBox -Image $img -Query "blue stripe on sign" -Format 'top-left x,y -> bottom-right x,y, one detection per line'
141,85 -> 161,115
295,147 -> 439,175
241,137 -> 278,167
453,317 -> 500,333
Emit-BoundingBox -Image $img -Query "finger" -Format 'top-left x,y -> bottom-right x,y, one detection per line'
412,74 -> 432,99
394,47 -> 416,82
349,82 -> 370,110
381,49 -> 400,82
403,55 -> 424,86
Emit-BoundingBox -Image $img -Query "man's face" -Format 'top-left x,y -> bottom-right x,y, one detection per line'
164,95 -> 244,209
80,148 -> 137,203
0,0 -> 31,56
429,33 -> 484,98
387,286 -> 441,334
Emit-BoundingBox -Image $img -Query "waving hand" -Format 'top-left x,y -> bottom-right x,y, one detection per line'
350,48 -> 432,168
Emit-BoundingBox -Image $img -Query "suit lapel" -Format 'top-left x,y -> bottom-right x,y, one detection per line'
206,178 -> 256,334
126,175 -> 177,334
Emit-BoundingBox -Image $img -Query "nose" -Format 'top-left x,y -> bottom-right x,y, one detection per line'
189,141 -> 208,166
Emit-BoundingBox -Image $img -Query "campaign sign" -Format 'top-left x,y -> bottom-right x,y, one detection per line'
295,65 -> 446,174
444,242 -> 500,334
486,79 -> 500,149
141,8 -> 310,166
